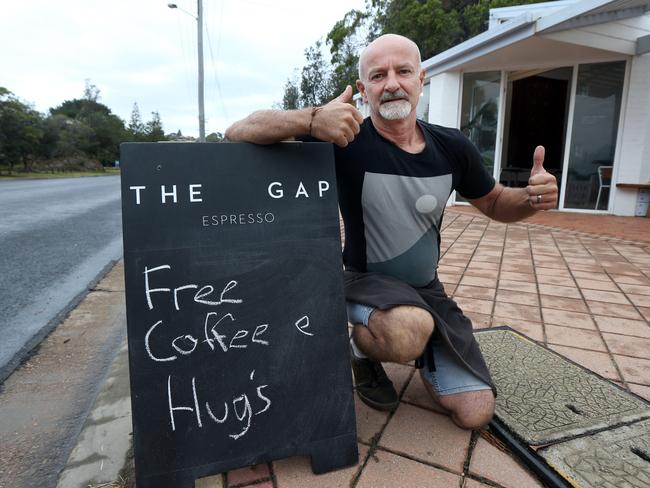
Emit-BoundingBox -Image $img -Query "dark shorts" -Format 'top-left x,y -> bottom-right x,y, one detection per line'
344,270 -> 496,395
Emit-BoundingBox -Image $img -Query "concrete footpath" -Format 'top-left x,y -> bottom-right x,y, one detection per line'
55,208 -> 650,488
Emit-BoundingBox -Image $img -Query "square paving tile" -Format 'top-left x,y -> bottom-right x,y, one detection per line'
454,297 -> 494,315
493,302 -> 540,322
537,284 -> 582,299
536,267 -> 571,277
357,449 -> 460,488
491,318 -> 545,342
548,345 -> 621,381
572,271 -> 612,282
587,301 -> 643,320
499,271 -> 535,282
575,278 -> 620,292
539,295 -> 589,313
603,333 -> 650,359
384,363 -> 414,394
401,371 -> 434,411
227,464 -> 270,486
379,403 -> 471,473
639,306 -> 650,322
464,268 -> 498,279
629,383 -> 650,401
498,279 -> 538,294
500,262 -> 535,274
273,445 -> 367,488
469,438 -> 544,488
613,355 -> 650,386
581,289 -> 630,304
464,479 -> 494,488
594,316 -> 650,338
454,285 -> 496,300
496,289 -> 539,307
355,398 -> 389,445
536,274 -> 576,287
464,312 -> 491,329
546,325 -> 607,352
460,275 -> 498,288
628,293 -> 650,307
618,283 -> 650,296
541,308 -> 595,329
437,272 -> 461,284
610,274 -> 650,286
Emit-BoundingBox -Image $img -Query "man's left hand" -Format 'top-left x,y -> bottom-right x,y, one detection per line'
527,145 -> 558,210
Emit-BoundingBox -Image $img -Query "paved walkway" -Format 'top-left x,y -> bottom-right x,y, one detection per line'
187,207 -> 650,488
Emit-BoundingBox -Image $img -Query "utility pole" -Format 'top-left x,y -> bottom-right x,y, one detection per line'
197,0 -> 205,142
168,1 -> 205,142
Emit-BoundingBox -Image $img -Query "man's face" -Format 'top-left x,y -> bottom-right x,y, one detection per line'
357,37 -> 424,122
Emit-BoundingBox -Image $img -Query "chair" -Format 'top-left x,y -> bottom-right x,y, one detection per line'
596,166 -> 613,210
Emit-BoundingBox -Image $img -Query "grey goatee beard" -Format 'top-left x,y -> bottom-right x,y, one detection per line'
378,91 -> 412,120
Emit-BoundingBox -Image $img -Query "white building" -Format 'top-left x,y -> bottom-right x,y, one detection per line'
357,0 -> 650,215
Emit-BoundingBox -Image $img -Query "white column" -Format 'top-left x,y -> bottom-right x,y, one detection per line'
612,53 -> 650,215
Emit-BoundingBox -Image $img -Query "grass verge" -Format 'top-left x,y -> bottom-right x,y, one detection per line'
0,168 -> 120,180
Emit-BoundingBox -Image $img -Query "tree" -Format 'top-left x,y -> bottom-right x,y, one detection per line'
128,102 -> 145,140
299,41 -> 332,107
144,111 -> 166,142
374,0 -> 463,59
83,79 -> 101,102
50,95 -> 126,165
0,87 -> 44,173
206,132 -> 224,142
281,77 -> 301,110
327,9 -> 368,96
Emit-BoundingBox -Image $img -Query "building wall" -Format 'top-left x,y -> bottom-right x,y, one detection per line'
426,72 -> 461,128
613,53 -> 650,215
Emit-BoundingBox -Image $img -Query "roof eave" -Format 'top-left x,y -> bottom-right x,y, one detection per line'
423,15 -> 536,76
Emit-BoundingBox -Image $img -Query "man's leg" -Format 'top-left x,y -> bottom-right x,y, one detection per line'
353,305 -> 434,363
419,338 -> 495,429
348,303 -> 434,411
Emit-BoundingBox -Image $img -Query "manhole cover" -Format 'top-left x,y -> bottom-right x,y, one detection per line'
540,420 -> 650,488
475,328 -> 650,445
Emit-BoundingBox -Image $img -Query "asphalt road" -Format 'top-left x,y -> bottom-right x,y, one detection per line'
0,176 -> 123,383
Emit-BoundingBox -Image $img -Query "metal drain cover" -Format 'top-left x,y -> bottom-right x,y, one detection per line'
540,421 -> 650,488
475,328 -> 650,445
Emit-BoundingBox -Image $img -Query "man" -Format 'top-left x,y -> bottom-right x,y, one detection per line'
225,34 -> 558,429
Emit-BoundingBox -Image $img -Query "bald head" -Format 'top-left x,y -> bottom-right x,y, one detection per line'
358,34 -> 422,81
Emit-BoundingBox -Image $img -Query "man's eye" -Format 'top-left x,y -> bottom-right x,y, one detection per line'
371,74 -> 383,80
400,69 -> 412,75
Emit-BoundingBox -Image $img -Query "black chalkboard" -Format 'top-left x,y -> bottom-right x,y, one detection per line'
120,142 -> 357,488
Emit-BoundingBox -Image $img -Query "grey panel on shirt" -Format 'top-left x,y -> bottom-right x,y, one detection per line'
361,172 -> 452,286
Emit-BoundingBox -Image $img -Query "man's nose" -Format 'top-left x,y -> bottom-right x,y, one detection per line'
384,71 -> 400,92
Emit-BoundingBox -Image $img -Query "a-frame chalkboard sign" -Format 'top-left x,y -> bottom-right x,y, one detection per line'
120,142 -> 357,488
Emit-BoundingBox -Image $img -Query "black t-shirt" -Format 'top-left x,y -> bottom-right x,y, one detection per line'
331,118 -> 495,287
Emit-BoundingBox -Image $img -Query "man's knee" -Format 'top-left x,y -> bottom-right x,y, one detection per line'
442,390 -> 495,430
366,306 -> 434,362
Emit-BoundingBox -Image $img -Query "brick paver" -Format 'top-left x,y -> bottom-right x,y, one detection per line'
201,206 -> 650,487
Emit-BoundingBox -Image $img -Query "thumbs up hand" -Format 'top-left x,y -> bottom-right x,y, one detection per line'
526,145 -> 558,209
310,85 -> 365,147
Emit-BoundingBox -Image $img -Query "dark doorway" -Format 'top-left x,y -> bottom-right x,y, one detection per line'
500,68 -> 572,192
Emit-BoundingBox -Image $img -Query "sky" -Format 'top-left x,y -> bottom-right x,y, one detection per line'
0,0 -> 366,138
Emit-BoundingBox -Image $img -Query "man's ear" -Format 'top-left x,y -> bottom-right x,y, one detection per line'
419,69 -> 425,88
356,79 -> 367,102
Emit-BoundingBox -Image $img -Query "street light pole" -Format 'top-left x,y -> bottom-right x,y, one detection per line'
168,1 -> 205,142
197,0 -> 205,142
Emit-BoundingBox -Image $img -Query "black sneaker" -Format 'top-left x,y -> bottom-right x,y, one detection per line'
351,355 -> 399,412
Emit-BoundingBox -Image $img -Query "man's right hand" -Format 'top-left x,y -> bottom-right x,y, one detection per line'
310,85 -> 365,147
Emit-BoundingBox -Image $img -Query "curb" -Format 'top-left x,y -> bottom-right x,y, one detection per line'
57,338 -> 133,488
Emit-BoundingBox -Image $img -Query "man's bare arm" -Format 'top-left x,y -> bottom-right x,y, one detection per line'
225,108 -> 312,144
469,146 -> 558,222
225,86 -> 364,147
